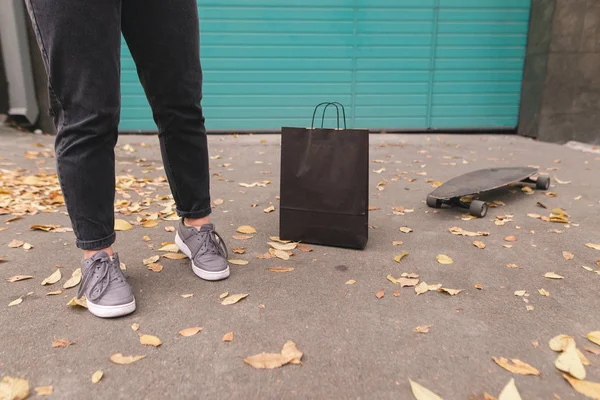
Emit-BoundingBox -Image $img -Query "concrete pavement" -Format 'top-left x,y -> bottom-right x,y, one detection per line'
1,125 -> 599,399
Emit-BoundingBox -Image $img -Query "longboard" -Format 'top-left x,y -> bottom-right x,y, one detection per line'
426,167 -> 550,218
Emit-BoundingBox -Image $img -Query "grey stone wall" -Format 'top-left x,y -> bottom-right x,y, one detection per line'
520,0 -> 600,144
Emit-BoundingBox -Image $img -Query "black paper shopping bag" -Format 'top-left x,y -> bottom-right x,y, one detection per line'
279,102 -> 369,249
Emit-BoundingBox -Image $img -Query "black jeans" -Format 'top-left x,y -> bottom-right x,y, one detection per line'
25,0 -> 211,250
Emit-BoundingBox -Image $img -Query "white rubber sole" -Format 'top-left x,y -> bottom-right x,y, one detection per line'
175,232 -> 230,281
87,298 -> 136,318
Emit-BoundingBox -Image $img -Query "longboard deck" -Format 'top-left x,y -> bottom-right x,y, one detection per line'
430,167 -> 538,200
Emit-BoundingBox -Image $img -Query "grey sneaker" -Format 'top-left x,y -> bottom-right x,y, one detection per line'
175,221 -> 230,281
78,251 -> 136,318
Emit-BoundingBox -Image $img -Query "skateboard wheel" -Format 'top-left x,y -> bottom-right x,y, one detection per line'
426,196 -> 442,208
536,176 -> 550,190
469,200 -> 488,218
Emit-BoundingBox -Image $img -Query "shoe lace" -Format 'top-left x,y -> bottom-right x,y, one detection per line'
77,254 -> 123,302
194,228 -> 228,259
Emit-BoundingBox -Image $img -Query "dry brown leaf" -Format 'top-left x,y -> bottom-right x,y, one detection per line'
139,334 -> 162,347
483,393 -> 498,400
473,241 -> 486,249
281,341 -> 303,365
178,327 -> 203,337
142,220 -> 158,228
114,219 -> 133,231
263,205 -> 276,213
232,247 -> 246,254
504,236 -> 517,242
142,255 -> 160,265
219,292 -> 229,299
147,263 -> 163,272
52,338 -> 74,348
507,263 -> 520,269
475,284 -> 483,290
394,251 -> 409,263
345,279 -> 356,285
514,290 -> 527,297
164,226 -> 175,232
408,379 -> 443,400
7,275 -> 33,283
492,357 -> 541,376
439,288 -> 462,296
233,235 -> 252,241
562,251 -> 574,260
400,227 -> 413,234
236,225 -> 257,234
8,239 -> 24,248
66,296 -> 87,308
221,293 -> 249,305
109,353 -> 145,365
222,332 -> 234,342
22,243 -> 33,250
143,235 -> 151,242
0,376 -> 30,400
91,370 -> 103,384
268,242 -> 297,251
555,176 -> 571,184
585,243 -> 600,251
498,378 -> 522,400
30,224 -> 61,232
162,253 -> 188,260
268,267 -> 294,273
296,244 -> 313,252
41,269 -> 61,286
449,227 -> 489,237
392,241 -> 403,246
562,374 -> 600,399
158,243 -> 179,252
46,290 -> 62,296
415,325 -> 431,334
244,353 -> 289,369
415,282 -> 428,295
587,331 -> 600,346
387,275 -> 419,287
538,288 -> 550,296
402,273 -> 419,278
228,259 -> 249,266
545,272 -> 564,279
8,297 -> 23,307
269,236 -> 291,243
375,289 -> 385,299
131,323 -> 140,331
436,254 -> 453,265
269,249 -> 290,261
63,268 -> 82,289
555,344 -> 586,379
393,290 -> 401,297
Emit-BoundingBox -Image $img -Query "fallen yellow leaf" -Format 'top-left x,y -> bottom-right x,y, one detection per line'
244,353 -> 289,369
345,280 -> 356,285
8,239 -> 24,248
492,357 -> 541,376
538,289 -> 550,296
586,347 -> 600,356
91,370 -> 103,384
555,343 -> 586,379
264,205 -> 275,213
297,244 -> 313,252
8,297 -> 23,307
439,288 -> 462,296
22,243 -> 33,250
41,269 -> 61,285
143,235 -> 151,242
400,227 -> 413,234
63,268 -> 82,289
585,243 -> 600,251
219,292 -> 229,299
30,224 -> 60,232
408,379 -> 443,400
222,332 -> 234,342
232,247 -> 246,254
158,243 -> 179,252
281,341 -> 303,365
562,374 -> 600,399
142,255 -> 160,265
46,290 -> 62,296
449,227 -> 489,237
178,327 -> 203,337
131,323 -> 140,331
221,293 -> 249,305
415,325 -> 431,334
269,248 -> 290,261
544,272 -> 564,279
147,263 -> 163,272
507,263 -> 520,269
498,378 -> 522,400
236,225 -> 257,234
142,220 -> 158,228
162,253 -> 187,260
0,376 -> 30,400
268,267 -> 294,273
587,331 -> 600,346
114,219 -> 133,231
52,338 -> 74,348
228,259 -> 249,266
563,251 -> 574,260
7,275 -> 33,283
504,236 -> 517,242
387,275 -> 419,287
139,334 -> 162,347
436,254 -> 453,265
473,241 -> 486,249
392,241 -> 403,246
267,242 -> 297,251
375,289 -> 385,299
34,386 -> 53,396
109,353 -> 145,365
415,282 -> 428,295
394,251 -> 409,263
66,296 -> 87,308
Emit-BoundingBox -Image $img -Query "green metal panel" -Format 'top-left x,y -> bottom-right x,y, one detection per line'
119,0 -> 531,132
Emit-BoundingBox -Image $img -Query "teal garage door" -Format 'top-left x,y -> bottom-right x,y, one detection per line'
119,0 -> 531,132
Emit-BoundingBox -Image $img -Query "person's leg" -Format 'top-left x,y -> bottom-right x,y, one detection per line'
25,0 -> 135,317
121,0 -> 229,281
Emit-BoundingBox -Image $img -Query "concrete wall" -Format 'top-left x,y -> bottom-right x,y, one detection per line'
0,32 -> 8,114
520,0 -> 600,144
